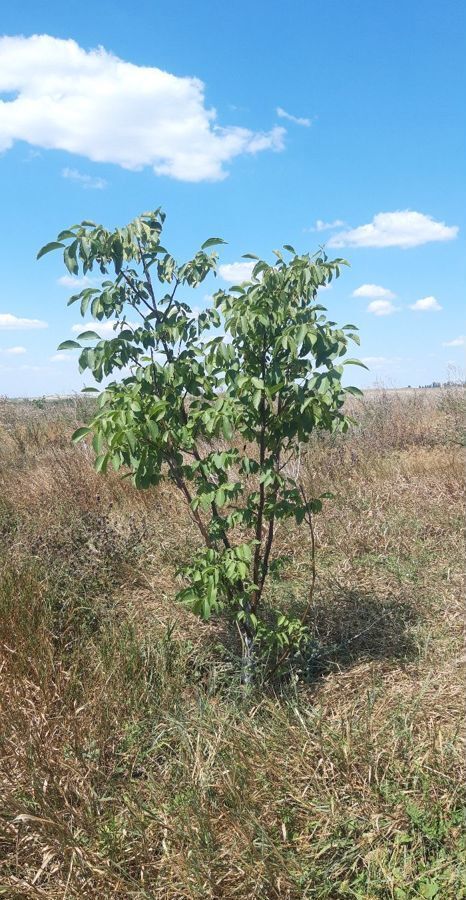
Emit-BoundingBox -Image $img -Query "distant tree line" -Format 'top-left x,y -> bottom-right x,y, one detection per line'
419,379 -> 465,389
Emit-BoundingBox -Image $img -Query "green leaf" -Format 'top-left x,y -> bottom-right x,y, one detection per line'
177,588 -> 199,608
57,230 -> 76,241
252,389 -> 262,410
111,451 -> 123,471
81,387 -> 100,393
92,432 -> 104,454
418,882 -> 440,899
147,420 -> 159,441
252,261 -> 268,278
201,237 -> 227,249
57,340 -> 81,350
215,488 -> 226,507
71,426 -> 91,443
221,418 -> 233,440
76,331 -> 101,341
37,241 -> 64,260
343,358 -> 368,369
344,385 -> 363,397
64,241 -> 79,276
112,237 -> 124,273
94,452 -> 109,473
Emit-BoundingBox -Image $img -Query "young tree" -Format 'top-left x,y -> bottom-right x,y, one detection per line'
39,209 -> 364,681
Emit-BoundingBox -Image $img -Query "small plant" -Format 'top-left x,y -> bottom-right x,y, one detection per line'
39,209 -> 364,680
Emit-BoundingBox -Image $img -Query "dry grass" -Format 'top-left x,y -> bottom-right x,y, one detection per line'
0,388 -> 464,898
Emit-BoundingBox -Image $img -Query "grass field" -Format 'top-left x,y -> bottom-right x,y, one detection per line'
0,387 -> 464,899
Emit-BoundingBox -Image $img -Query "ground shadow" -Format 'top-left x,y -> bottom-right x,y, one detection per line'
294,583 -> 420,681
191,582 -> 421,690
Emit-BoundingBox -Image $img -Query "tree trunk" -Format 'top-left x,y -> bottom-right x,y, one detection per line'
240,627 -> 256,687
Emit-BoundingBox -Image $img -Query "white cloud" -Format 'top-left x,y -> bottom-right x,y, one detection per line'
409,296 -> 442,312
0,34 -> 285,182
362,356 -> 401,369
50,352 -> 74,362
71,320 -> 138,336
0,313 -> 48,330
328,211 -> 458,249
312,219 -> 345,232
219,261 -> 256,283
58,274 -> 96,288
62,167 -> 107,190
367,300 -> 399,316
0,345 -> 27,355
276,107 -> 311,127
442,336 -> 464,347
352,283 -> 396,300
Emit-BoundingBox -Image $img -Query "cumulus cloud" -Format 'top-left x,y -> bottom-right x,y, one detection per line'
367,300 -> 399,316
71,320 -> 138,336
361,356 -> 401,369
0,313 -> 48,330
0,345 -> 26,354
311,219 -> 345,232
328,211 -> 458,249
218,261 -> 256,283
62,167 -> 107,190
276,107 -> 311,127
0,34 -> 285,182
442,336 -> 464,347
50,352 -> 74,362
409,296 -> 442,312
352,283 -> 396,300
58,275 -> 96,288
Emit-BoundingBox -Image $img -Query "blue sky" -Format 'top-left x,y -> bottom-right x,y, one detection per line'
0,0 -> 464,396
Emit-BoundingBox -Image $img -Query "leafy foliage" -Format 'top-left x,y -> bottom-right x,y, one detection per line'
40,209 -> 364,675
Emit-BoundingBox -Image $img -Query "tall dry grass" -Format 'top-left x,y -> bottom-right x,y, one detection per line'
0,388 -> 464,898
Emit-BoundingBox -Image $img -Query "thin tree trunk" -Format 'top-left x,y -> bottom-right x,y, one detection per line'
238,620 -> 256,687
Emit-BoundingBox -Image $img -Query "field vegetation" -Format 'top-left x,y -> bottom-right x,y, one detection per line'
0,386 -> 464,898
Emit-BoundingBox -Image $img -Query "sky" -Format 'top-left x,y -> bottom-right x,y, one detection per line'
0,0 -> 465,396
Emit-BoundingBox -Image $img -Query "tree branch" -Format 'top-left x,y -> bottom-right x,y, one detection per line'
167,459 -> 213,548
266,480 -> 317,679
257,394 -> 282,600
120,269 -> 155,317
